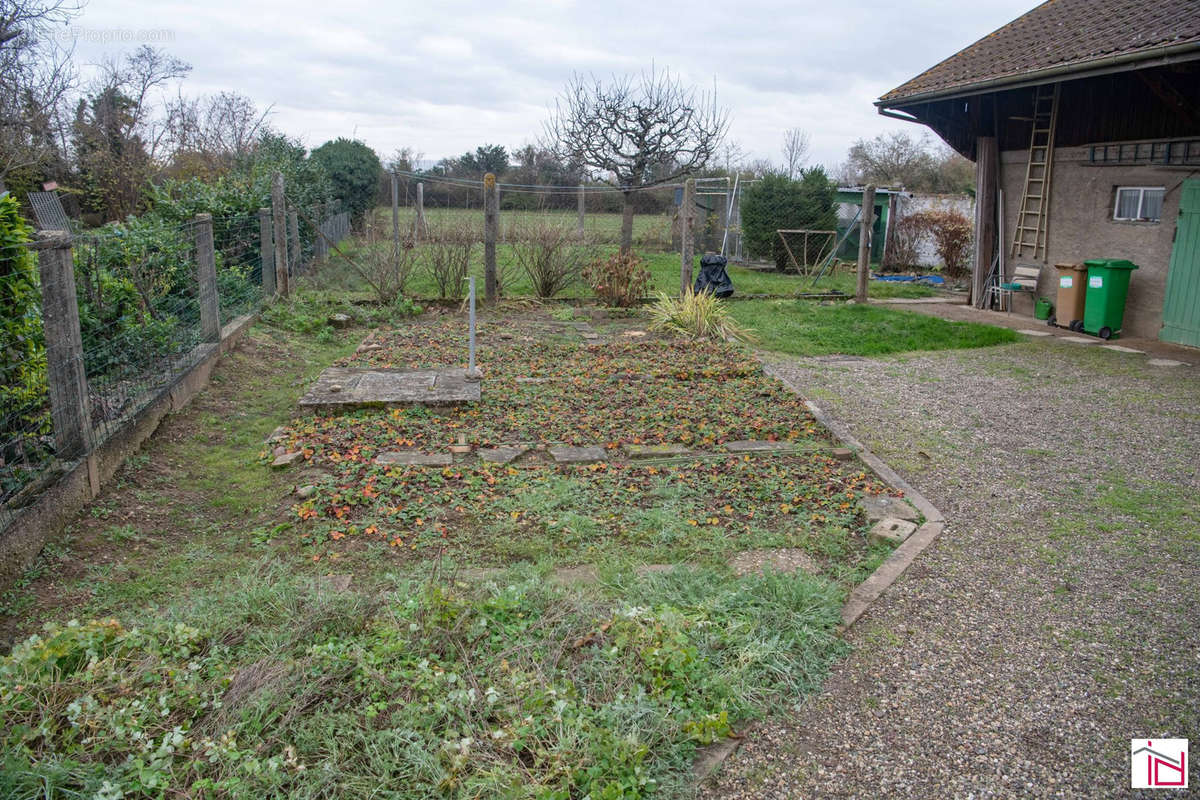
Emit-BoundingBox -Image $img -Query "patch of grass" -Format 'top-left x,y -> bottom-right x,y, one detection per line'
726,300 -> 1019,357
0,563 -> 845,799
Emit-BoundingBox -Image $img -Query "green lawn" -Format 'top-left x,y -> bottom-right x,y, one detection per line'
729,300 -> 1020,357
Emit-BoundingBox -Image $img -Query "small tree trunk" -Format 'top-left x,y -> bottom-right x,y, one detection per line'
619,192 -> 635,256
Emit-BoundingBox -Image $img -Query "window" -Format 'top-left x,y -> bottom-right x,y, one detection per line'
1114,187 -> 1165,222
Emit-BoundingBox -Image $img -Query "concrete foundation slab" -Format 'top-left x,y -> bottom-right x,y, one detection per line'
478,446 -> 528,464
1100,344 -> 1145,354
1148,358 -> 1186,367
549,445 -> 607,464
869,517 -> 918,544
1061,336 -> 1096,344
859,494 -> 920,522
1017,329 -> 1052,336
729,548 -> 818,577
624,443 -> 692,458
375,451 -> 452,467
724,440 -> 795,453
300,367 -> 480,410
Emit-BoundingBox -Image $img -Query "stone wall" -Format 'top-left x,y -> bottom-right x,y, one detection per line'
998,145 -> 1184,338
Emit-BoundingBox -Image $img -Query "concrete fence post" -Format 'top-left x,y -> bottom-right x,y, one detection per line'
484,172 -> 499,303
577,184 -> 586,241
391,173 -> 401,250
257,207 -> 275,297
856,184 -> 877,303
194,213 -> 220,341
680,178 -> 696,296
416,182 -> 426,238
288,209 -> 300,275
37,232 -> 91,459
271,172 -> 289,297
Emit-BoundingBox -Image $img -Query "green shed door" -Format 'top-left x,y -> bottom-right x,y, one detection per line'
1161,178 -> 1200,347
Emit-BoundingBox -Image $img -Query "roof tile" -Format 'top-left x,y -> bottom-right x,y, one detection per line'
880,0 -> 1200,103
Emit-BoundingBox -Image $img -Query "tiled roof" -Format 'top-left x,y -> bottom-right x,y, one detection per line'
880,0 -> 1200,103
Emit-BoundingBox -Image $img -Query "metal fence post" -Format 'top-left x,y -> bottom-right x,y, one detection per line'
484,173 -> 499,303
37,232 -> 91,459
271,172 -> 289,297
194,213 -> 220,341
258,207 -> 275,297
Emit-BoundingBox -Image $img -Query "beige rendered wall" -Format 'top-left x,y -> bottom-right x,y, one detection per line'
998,145 -> 1186,339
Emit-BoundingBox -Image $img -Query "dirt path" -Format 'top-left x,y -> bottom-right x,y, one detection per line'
704,338 -> 1200,798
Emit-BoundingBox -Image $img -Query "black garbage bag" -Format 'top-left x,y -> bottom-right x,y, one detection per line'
693,253 -> 734,298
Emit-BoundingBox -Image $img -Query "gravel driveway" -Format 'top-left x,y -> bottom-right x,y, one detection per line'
704,337 -> 1200,799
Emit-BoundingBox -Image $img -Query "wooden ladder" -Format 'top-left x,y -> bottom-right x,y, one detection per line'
1011,83 -> 1059,262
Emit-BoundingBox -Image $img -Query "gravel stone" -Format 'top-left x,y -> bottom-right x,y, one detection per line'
705,341 -> 1200,799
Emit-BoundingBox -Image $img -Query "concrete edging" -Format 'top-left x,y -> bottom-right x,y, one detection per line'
762,363 -> 948,630
0,313 -> 259,590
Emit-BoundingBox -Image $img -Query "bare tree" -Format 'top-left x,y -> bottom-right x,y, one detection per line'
782,127 -> 810,179
73,45 -> 190,218
845,131 -> 973,193
0,0 -> 82,192
165,90 -> 271,176
547,68 -> 728,254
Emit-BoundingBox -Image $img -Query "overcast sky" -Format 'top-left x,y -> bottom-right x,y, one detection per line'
67,0 -> 1034,170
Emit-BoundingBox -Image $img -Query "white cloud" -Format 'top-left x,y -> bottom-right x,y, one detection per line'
67,0 -> 1035,168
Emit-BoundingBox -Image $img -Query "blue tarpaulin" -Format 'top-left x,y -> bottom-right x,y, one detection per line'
873,274 -> 945,285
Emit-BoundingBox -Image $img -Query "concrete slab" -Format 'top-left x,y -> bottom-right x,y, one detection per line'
623,443 -> 692,458
729,548 -> 818,577
859,494 -> 920,522
272,451 -> 304,468
869,517 -> 918,545
477,446 -> 528,464
1061,336 -> 1096,344
1101,344 -> 1145,354
550,565 -> 598,584
1017,329 -> 1052,337
374,451 -> 452,467
724,440 -> 794,453
549,445 -> 607,464
299,367 -> 479,410
1148,358 -> 1187,367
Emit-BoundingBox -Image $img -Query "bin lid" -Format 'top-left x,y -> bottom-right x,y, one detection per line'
1054,262 -> 1087,271
1083,258 -> 1138,270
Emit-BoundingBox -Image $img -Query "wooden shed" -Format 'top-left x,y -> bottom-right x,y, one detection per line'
876,0 -> 1200,345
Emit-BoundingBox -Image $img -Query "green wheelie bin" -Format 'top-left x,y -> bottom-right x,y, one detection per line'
1082,259 -> 1138,339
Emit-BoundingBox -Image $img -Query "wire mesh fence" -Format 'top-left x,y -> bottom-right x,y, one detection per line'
0,201 -> 349,534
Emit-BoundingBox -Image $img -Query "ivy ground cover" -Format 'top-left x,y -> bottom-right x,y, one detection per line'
272,313 -> 897,580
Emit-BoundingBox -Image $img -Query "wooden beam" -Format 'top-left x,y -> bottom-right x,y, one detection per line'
972,137 -> 998,308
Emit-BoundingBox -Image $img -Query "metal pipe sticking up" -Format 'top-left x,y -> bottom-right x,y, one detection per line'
466,276 -> 480,380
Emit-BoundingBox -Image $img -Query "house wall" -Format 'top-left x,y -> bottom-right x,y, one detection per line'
999,145 -> 1184,338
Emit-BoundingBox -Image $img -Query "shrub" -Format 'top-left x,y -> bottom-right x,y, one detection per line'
888,209 -> 973,278
343,219 -> 417,305
0,195 -> 49,498
881,214 -> 923,272
509,221 -> 593,299
420,221 -> 475,300
309,138 -> 382,225
740,168 -> 837,270
584,251 -> 650,307
648,290 -> 756,343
